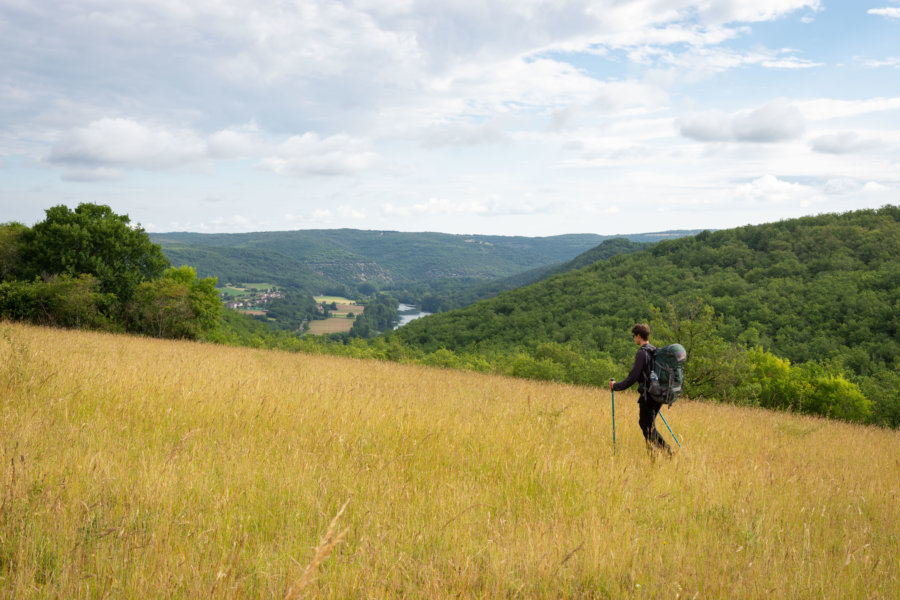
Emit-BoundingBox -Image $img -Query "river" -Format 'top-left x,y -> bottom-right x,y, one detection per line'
395,303 -> 431,328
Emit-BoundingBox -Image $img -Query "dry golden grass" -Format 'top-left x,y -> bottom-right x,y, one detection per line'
1,322 -> 898,598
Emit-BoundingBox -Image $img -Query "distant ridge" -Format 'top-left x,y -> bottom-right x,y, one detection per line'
151,228 -> 703,302
640,229 -> 711,239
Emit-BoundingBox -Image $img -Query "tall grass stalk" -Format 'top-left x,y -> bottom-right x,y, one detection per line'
1,322 -> 898,598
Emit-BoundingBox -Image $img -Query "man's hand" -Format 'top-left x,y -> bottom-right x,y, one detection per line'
609,379 -> 615,391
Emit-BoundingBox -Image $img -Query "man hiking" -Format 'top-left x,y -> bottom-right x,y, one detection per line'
609,323 -> 672,454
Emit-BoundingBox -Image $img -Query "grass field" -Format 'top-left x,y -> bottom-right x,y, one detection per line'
305,317 -> 356,335
313,296 -> 354,304
222,283 -> 276,299
2,322 -> 898,598
309,296 -> 362,335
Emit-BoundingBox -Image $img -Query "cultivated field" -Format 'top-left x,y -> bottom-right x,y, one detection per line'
222,283 -> 277,299
1,322 -> 898,598
308,296 -> 363,335
312,296 -> 363,317
305,317 -> 356,335
313,296 -> 354,305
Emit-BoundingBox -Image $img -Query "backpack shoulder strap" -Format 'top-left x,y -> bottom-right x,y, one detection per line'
639,344 -> 657,385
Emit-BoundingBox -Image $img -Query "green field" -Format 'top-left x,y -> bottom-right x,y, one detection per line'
243,283 -> 276,290
313,295 -> 355,304
309,296 -> 363,335
220,283 -> 276,299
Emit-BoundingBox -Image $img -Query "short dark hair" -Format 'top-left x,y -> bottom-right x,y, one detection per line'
631,323 -> 650,341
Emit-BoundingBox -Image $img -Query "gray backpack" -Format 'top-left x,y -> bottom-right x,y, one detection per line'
646,344 -> 687,405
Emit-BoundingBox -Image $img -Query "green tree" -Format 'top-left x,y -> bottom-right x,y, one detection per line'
350,293 -> 399,338
24,203 -> 169,302
0,222 -> 28,281
745,347 -> 806,412
743,348 -> 872,423
802,372 -> 872,422
649,299 -> 748,400
861,369 -> 900,428
128,266 -> 221,339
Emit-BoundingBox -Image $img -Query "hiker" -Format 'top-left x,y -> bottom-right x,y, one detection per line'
609,323 -> 671,453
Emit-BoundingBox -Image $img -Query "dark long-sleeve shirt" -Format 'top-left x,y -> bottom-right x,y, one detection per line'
612,343 -> 654,392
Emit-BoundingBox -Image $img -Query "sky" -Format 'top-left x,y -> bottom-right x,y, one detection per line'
1,0 -> 898,236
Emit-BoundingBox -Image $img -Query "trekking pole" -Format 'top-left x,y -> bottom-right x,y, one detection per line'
658,409 -> 681,448
609,379 -> 616,456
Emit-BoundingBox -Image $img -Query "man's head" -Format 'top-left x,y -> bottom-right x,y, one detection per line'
631,323 -> 650,344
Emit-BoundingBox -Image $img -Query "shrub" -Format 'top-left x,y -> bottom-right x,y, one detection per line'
127,266 -> 220,339
0,275 -> 116,330
743,347 -> 871,423
511,354 -> 566,382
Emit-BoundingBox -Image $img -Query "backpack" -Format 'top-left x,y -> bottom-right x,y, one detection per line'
645,344 -> 687,405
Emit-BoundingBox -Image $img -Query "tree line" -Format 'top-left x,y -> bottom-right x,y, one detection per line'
199,205 -> 900,427
3,203 -> 897,428
384,206 -> 899,426
0,204 -> 221,339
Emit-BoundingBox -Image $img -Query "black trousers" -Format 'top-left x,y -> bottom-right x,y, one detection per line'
638,396 -> 670,451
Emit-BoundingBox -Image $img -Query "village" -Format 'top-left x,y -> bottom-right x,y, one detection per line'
219,284 -> 285,312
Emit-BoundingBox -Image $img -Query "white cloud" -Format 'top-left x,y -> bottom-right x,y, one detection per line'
732,102 -> 805,142
676,111 -> 733,142
862,181 -> 888,192
733,174 -> 820,206
3,1 -> 823,146
282,205 -> 366,225
581,22 -> 739,50
579,202 -> 621,215
311,209 -> 334,223
759,56 -> 822,69
861,57 -> 900,68
427,56 -> 601,115
337,205 -> 367,219
257,133 -> 380,177
381,196 -> 549,218
548,104 -> 582,132
1,0 -> 895,235
868,8 -> 900,19
823,178 -> 861,195
59,167 -> 124,182
593,80 -> 670,113
695,0 -> 821,24
48,118 -> 206,170
46,118 -> 384,179
206,124 -> 264,159
556,137 -> 660,168
810,131 -> 883,154
823,178 -> 892,196
421,120 -> 510,148
677,101 -> 805,142
796,97 -> 900,120
659,46 -> 822,80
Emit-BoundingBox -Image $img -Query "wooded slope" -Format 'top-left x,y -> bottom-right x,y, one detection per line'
391,206 -> 899,424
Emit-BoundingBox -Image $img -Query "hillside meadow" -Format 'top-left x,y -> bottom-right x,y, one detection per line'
1,323 -> 898,598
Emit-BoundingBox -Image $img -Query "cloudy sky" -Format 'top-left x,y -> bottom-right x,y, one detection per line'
1,1 -> 898,236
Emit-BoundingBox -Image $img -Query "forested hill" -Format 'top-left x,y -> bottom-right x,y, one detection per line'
394,206 -> 898,359
419,238 -> 652,311
153,229 -> 606,287
151,229 -> 697,297
390,206 -> 899,423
